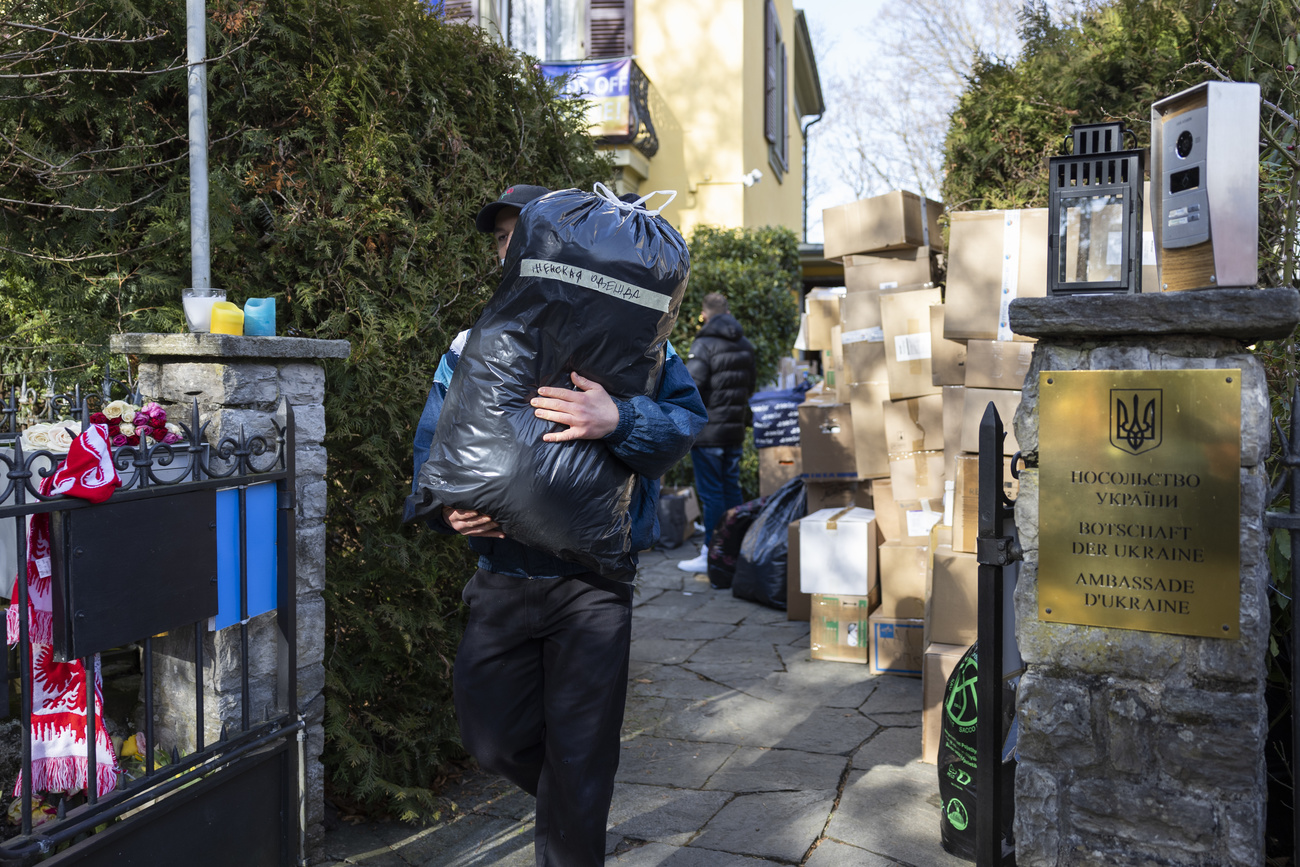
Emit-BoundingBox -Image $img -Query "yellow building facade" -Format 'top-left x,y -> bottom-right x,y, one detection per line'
447,0 -> 824,237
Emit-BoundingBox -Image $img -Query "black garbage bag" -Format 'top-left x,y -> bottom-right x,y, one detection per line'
938,642 -> 1016,861
405,186 -> 689,578
706,496 -> 768,590
731,477 -> 806,609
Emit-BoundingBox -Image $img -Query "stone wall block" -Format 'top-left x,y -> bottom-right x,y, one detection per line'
296,592 -> 326,670
1225,799 -> 1267,867
297,521 -> 327,593
1011,765 -> 1060,867
278,363 -> 326,405
1070,778 -> 1215,856
295,443 -> 328,480
1088,344 -> 1151,371
299,479 -> 328,521
1016,671 -> 1097,766
208,408 -> 281,460
297,660 -> 326,710
1240,471 -> 1267,570
1104,685 -> 1157,775
1158,718 -> 1265,794
293,404 -> 327,446
158,362 -> 279,408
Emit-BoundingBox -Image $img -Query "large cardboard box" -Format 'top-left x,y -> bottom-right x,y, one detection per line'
800,507 -> 878,596
952,453 -> 1021,554
805,288 -> 844,351
811,594 -> 876,664
928,544 -> 979,647
842,330 -> 888,385
960,388 -> 1021,455
942,386 -> 965,484
799,401 -> 857,480
759,446 -> 803,498
868,613 -> 925,676
922,643 -> 970,763
841,288 -> 882,333
882,394 -> 945,457
945,209 -> 1049,342
888,449 -> 945,501
929,305 -> 967,386
880,284 -> 943,400
823,191 -> 944,260
871,479 -> 899,542
896,498 -> 944,543
844,246 -> 937,292
787,520 -> 810,622
964,340 -> 1033,390
877,541 -> 928,618
804,479 -> 869,513
848,382 -> 891,480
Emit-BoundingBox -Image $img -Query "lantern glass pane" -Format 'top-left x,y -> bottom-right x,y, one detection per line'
1058,193 -> 1126,284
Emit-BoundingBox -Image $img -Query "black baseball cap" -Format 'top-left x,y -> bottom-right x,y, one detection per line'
474,184 -> 550,233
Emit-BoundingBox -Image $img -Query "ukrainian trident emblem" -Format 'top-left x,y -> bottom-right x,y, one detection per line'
1110,389 -> 1162,455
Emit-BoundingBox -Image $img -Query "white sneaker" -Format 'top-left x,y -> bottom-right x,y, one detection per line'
676,544 -> 709,573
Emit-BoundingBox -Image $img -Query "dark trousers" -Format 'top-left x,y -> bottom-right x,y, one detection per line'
691,445 -> 744,546
454,569 -> 633,867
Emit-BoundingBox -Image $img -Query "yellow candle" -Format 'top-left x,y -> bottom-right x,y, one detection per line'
209,301 -> 245,335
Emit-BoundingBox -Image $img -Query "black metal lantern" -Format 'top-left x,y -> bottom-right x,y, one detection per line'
1047,122 -> 1145,296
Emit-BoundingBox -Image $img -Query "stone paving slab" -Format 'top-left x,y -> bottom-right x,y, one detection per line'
630,637 -> 709,665
606,782 -> 733,846
703,745 -> 848,793
724,621 -> 812,645
852,724 -> 924,770
607,841 -> 785,866
634,591 -> 714,620
683,637 -> 787,667
690,788 -> 837,862
628,663 -> 742,702
827,766 -> 970,867
632,617 -> 735,642
616,735 -> 737,788
804,838 -> 900,867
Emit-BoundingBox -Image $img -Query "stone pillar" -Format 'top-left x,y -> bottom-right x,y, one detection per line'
1004,289 -> 1299,867
110,333 -> 349,852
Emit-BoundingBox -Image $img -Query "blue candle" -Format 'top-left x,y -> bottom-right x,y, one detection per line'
243,298 -> 276,336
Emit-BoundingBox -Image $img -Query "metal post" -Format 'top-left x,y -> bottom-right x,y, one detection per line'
186,0 -> 210,291
975,403 -> 1021,867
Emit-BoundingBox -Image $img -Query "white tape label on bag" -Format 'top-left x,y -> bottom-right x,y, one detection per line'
520,259 -> 669,313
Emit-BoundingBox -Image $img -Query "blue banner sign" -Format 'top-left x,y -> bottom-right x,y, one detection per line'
540,58 -> 632,138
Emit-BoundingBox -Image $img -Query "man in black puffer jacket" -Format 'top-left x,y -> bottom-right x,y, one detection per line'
677,292 -> 757,573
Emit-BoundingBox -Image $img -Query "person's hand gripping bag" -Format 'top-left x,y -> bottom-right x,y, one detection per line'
408,185 -> 689,577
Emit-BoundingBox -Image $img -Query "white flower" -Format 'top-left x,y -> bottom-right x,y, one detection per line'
119,423 -> 135,437
21,424 -> 52,450
103,400 -> 129,419
120,407 -> 136,423
47,425 -> 75,452
21,422 -> 75,454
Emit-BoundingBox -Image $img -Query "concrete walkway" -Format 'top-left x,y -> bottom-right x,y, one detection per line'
316,545 -> 970,867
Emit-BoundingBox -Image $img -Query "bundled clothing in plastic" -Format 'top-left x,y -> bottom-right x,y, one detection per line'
406,187 -> 697,578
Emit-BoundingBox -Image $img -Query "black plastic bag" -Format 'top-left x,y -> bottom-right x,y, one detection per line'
406,187 -> 689,578
731,477 -> 805,609
938,642 -> 1016,861
706,496 -> 768,590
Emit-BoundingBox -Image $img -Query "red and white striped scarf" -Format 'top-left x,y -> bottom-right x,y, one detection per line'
6,423 -> 121,797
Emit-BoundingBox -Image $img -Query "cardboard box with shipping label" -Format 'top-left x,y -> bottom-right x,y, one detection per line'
868,613 -> 925,676
927,544 -> 979,647
896,498 -> 944,543
882,394 -> 945,457
811,594 -> 877,664
800,507 -> 878,597
959,388 -> 1021,455
880,284 -> 943,401
759,445 -> 803,498
848,382 -> 890,480
843,330 -> 888,386
922,643 -> 971,763
945,209 -> 1048,342
823,191 -> 944,260
877,541 -> 929,619
964,340 -> 1034,390
844,246 -> 937,292
929,304 -> 967,387
952,454 -> 1019,554
798,402 -> 857,480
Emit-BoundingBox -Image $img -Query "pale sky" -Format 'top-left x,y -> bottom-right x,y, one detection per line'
797,0 -> 885,244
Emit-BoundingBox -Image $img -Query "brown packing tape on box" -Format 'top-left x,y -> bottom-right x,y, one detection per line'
944,209 -> 1048,342
870,479 -> 898,542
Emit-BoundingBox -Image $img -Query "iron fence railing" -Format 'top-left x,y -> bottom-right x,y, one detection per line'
0,394 -> 301,865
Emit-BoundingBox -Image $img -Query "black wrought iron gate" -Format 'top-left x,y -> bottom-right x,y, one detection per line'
0,397 -> 302,866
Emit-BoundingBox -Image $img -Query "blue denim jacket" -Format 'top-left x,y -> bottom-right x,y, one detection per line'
412,333 -> 706,579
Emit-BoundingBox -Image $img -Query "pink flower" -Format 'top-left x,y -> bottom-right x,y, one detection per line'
111,434 -> 128,447
141,401 -> 162,415
162,433 -> 183,445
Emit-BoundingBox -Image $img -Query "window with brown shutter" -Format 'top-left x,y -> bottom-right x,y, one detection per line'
776,41 -> 788,172
440,0 -> 479,25
588,0 -> 633,58
764,0 -> 778,145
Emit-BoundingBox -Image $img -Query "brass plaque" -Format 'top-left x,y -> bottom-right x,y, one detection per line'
1039,370 -> 1240,638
